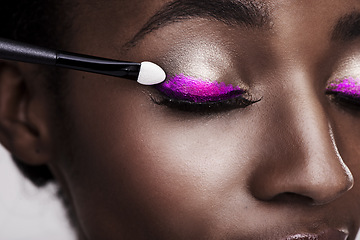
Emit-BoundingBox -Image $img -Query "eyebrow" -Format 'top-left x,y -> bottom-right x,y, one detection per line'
124,0 -> 270,48
332,12 -> 360,41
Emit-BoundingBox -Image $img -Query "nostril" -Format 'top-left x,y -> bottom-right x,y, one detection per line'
249,165 -> 353,206
269,192 -> 314,205
248,121 -> 354,207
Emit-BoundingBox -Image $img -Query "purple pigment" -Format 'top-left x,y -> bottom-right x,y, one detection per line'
326,77 -> 360,97
155,74 -> 244,102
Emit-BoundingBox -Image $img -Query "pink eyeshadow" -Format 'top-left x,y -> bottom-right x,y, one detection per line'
155,74 -> 244,102
326,77 -> 360,97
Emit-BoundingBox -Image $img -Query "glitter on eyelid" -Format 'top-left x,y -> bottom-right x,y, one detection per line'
155,74 -> 244,103
326,77 -> 360,97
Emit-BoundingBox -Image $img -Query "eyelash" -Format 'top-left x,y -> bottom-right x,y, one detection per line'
151,93 -> 261,113
326,91 -> 360,110
152,85 -> 360,113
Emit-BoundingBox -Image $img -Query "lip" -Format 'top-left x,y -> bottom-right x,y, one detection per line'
281,229 -> 349,240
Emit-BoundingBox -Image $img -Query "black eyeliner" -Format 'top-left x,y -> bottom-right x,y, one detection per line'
152,94 -> 261,113
327,91 -> 360,110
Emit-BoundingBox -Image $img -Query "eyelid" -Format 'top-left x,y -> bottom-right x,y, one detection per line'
154,74 -> 246,103
326,77 -> 360,96
151,74 -> 261,112
326,77 -> 360,109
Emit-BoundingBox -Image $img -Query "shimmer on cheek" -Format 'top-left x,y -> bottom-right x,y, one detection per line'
326,77 -> 360,97
155,74 -> 244,103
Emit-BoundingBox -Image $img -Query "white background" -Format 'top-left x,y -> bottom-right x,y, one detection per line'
1,144 -> 360,240
0,145 -> 75,240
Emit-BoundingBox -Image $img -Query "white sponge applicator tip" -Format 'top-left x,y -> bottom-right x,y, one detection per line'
137,61 -> 166,85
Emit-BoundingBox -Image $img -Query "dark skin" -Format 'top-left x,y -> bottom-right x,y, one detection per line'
1,0 -> 360,239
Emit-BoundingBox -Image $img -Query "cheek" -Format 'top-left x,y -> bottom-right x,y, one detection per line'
55,76 -> 262,237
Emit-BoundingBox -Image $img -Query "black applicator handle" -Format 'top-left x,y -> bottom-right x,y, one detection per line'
0,38 -> 141,81
0,37 -> 57,65
56,52 -> 140,80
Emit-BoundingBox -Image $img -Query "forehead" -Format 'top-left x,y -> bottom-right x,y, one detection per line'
68,0 -> 360,55
79,0 -> 360,20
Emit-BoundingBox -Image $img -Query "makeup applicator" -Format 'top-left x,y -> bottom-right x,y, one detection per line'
0,38 -> 166,85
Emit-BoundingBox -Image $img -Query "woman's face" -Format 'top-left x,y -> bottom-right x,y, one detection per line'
48,0 -> 360,239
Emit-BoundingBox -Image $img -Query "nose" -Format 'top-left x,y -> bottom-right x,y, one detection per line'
249,83 -> 353,205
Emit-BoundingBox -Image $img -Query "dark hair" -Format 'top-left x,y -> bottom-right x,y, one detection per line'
0,0 -> 71,186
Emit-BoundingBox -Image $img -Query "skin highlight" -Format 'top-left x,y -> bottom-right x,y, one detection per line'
1,0 -> 360,240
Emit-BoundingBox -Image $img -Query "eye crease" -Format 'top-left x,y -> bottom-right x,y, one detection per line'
152,74 -> 260,112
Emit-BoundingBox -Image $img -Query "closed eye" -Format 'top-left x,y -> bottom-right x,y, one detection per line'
152,74 -> 260,113
327,91 -> 360,110
326,77 -> 360,110
151,94 -> 260,113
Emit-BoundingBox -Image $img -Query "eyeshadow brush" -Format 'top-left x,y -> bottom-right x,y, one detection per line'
0,38 -> 166,85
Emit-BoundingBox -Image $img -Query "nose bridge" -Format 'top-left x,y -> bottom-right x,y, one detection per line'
284,71 -> 344,172
251,70 -> 354,205
291,105 -> 353,203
